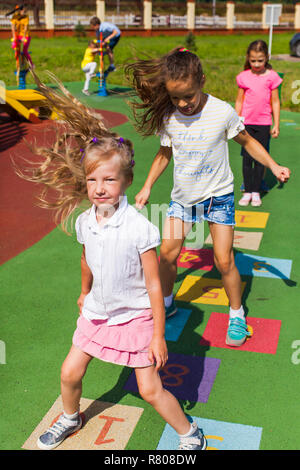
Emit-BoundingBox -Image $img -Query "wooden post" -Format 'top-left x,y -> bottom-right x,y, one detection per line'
44,0 -> 54,31
96,0 -> 105,21
187,0 -> 195,31
295,3 -> 300,29
262,2 -> 268,30
226,1 -> 235,30
143,0 -> 152,31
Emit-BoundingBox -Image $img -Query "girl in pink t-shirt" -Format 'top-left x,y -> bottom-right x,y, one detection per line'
235,40 -> 282,207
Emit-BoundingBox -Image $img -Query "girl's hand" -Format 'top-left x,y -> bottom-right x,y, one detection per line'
271,164 -> 291,183
148,336 -> 168,371
135,186 -> 151,210
77,292 -> 88,315
271,126 -> 280,138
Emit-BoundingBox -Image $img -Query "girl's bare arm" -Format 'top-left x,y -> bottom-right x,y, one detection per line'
135,145 -> 172,209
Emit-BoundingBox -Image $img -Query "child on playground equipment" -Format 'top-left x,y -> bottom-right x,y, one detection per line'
125,47 -> 290,347
17,71 -> 207,451
90,16 -> 121,73
81,40 -> 101,95
235,40 -> 283,207
7,4 -> 34,69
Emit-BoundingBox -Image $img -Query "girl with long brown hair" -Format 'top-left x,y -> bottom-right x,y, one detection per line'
125,47 -> 290,347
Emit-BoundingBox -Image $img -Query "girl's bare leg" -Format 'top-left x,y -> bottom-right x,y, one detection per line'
60,345 -> 93,414
159,217 -> 192,297
209,222 -> 242,310
135,365 -> 191,435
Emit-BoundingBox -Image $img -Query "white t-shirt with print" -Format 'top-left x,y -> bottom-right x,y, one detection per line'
159,94 -> 245,206
75,195 -> 160,325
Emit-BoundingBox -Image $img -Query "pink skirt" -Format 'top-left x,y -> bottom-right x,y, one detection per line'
72,310 -> 154,368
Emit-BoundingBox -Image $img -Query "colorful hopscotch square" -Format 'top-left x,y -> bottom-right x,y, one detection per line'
177,247 -> 214,271
175,274 -> 246,306
22,396 -> 143,450
205,230 -> 263,251
165,308 -> 192,341
157,416 -> 262,450
124,352 -> 221,403
235,210 -> 269,228
200,312 -> 281,354
235,253 -> 292,279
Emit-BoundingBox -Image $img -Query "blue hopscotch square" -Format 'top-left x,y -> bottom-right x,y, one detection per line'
157,416 -> 262,451
235,253 -> 292,279
165,308 -> 192,342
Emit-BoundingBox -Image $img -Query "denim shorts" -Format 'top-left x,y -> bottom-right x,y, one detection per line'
166,192 -> 235,226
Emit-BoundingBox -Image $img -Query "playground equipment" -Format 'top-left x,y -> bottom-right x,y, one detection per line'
95,34 -> 115,97
14,52 -> 29,90
97,33 -> 108,96
0,86 -> 58,123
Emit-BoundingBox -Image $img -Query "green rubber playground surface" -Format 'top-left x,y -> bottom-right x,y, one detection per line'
1,82 -> 300,451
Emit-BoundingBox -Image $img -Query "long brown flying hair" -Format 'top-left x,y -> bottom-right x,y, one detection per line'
125,47 -> 204,136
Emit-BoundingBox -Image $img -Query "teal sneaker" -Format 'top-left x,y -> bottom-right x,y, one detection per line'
165,298 -> 177,318
226,317 -> 251,347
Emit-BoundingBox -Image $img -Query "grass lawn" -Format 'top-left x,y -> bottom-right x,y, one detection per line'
0,32 -> 299,111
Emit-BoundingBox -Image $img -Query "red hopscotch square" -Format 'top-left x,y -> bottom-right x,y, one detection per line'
177,248 -> 214,271
200,312 -> 281,354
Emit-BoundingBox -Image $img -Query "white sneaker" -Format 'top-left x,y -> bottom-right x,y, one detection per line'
178,422 -> 207,450
82,90 -> 90,96
238,192 -> 252,206
251,192 -> 262,207
37,413 -> 82,450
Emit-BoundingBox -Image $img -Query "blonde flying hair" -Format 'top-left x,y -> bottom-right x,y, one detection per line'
125,47 -> 204,136
16,71 -> 134,233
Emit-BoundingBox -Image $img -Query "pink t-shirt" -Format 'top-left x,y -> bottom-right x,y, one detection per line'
236,69 -> 282,125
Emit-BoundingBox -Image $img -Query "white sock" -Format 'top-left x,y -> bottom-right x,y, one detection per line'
178,423 -> 195,438
229,305 -> 245,320
164,293 -> 174,308
63,410 -> 79,422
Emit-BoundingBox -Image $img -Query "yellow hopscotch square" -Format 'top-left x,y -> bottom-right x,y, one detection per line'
235,210 -> 269,228
175,275 -> 246,306
22,396 -> 144,450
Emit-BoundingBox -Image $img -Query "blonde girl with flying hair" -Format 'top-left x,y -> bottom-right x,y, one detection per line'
17,72 -> 207,451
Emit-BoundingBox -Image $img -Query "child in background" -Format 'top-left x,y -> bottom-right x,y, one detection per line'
90,16 -> 121,73
17,72 -> 207,451
235,40 -> 282,207
9,4 -> 34,68
81,40 -> 100,95
125,47 -> 290,346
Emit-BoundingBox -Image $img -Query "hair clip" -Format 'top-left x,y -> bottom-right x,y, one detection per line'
117,137 -> 125,146
130,159 -> 135,167
179,48 -> 189,52
92,137 -> 98,143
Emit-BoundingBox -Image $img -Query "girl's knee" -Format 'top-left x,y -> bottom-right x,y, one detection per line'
138,381 -> 162,404
159,243 -> 180,265
214,252 -> 235,274
61,361 -> 84,386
